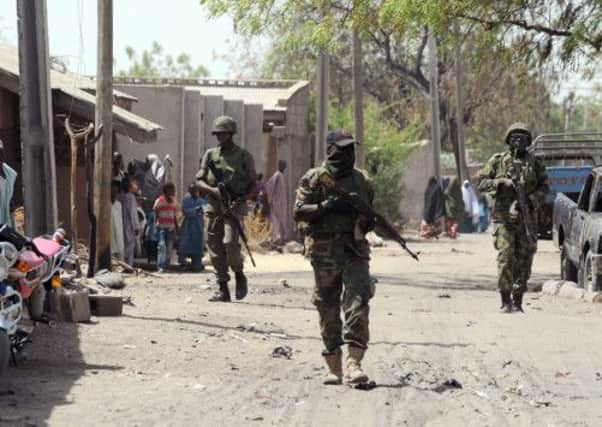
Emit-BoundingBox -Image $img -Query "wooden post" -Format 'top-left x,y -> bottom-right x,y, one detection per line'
453,21 -> 468,182
16,0 -> 58,235
352,29 -> 364,167
315,52 -> 329,165
65,118 -> 94,277
93,0 -> 114,273
428,31 -> 442,180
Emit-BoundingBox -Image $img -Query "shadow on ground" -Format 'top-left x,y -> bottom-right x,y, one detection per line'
0,322 -> 121,426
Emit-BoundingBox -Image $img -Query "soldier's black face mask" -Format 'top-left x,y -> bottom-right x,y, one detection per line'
508,133 -> 531,156
325,144 -> 355,178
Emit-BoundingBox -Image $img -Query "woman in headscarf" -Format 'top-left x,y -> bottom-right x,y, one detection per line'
141,154 -> 167,262
460,179 -> 480,233
420,176 -> 446,239
444,176 -> 465,239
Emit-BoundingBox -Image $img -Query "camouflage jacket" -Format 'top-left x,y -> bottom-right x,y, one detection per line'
196,144 -> 256,214
295,165 -> 374,255
477,150 -> 548,222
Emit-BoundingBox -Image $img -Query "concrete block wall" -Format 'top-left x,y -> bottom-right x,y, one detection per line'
183,90 -> 203,189
401,140 -> 433,224
202,95 -> 224,153
224,99 -> 245,147
112,83 -> 311,242
243,104 -> 264,175
114,84 -> 186,195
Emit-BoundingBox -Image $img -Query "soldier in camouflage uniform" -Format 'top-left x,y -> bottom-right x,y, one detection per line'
478,123 -> 548,312
294,129 -> 375,385
196,116 -> 257,302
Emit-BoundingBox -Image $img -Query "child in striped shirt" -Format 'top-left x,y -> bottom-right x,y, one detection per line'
153,182 -> 178,272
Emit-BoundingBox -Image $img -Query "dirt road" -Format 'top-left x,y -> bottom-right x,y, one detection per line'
2,233 -> 601,426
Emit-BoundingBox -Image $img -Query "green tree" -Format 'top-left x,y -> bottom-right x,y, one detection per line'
329,101 -> 422,220
117,41 -> 210,78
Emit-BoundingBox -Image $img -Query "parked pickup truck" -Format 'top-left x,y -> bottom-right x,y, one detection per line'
553,167 -> 602,292
531,132 -> 602,238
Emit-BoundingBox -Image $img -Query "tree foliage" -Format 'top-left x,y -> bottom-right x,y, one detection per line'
117,41 -> 210,78
199,1 -> 602,64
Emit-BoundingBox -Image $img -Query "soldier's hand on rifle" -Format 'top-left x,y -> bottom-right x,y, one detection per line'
209,186 -> 222,200
497,178 -> 514,191
320,196 -> 349,214
358,215 -> 376,233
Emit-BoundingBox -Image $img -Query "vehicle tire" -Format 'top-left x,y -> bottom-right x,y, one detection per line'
561,246 -> 578,282
578,251 -> 602,293
0,329 -> 9,378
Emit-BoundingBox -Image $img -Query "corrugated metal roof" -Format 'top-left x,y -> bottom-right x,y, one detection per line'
0,43 -> 162,142
114,77 -> 310,111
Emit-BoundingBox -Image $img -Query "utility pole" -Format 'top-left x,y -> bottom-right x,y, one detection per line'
315,52 -> 329,165
93,0 -> 113,273
453,21 -> 467,182
428,31 -> 442,180
352,30 -> 364,167
16,0 -> 58,235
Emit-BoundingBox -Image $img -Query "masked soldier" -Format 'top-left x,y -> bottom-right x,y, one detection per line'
196,116 -> 256,302
478,123 -> 548,312
294,129 -> 375,385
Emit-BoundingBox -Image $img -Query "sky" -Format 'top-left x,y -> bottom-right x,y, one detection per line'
0,0 -> 598,102
0,0 -> 234,77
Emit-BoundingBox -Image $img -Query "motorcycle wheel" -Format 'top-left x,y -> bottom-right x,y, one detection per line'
0,329 -> 9,377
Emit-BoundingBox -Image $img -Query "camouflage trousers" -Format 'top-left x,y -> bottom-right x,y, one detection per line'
310,238 -> 374,353
206,213 -> 244,284
492,221 -> 537,293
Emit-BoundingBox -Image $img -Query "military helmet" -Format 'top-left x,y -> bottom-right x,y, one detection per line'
505,122 -> 532,145
211,115 -> 237,135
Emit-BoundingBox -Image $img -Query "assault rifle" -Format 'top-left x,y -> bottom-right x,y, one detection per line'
507,154 -> 538,246
318,173 -> 420,261
207,161 -> 256,267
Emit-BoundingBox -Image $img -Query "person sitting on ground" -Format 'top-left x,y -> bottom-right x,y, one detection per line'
121,176 -> 142,266
444,176 -> 465,239
178,184 -> 206,272
420,176 -> 446,239
111,180 -> 125,261
153,182 -> 178,273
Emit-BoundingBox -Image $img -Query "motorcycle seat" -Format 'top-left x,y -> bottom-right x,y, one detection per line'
32,237 -> 62,257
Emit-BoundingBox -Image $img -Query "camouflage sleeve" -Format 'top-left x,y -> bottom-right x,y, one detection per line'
530,158 -> 549,209
196,151 -> 210,183
365,173 -> 375,207
294,169 -> 320,210
477,155 -> 500,196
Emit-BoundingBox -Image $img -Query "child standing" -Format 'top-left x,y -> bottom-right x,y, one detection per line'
153,182 -> 178,272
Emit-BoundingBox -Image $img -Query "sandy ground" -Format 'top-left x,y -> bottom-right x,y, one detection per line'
1,233 -> 602,427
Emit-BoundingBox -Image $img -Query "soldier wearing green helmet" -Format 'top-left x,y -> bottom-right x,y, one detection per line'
478,122 -> 548,312
196,115 -> 257,302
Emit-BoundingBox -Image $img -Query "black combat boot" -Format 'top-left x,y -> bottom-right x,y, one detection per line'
512,291 -> 524,312
235,272 -> 248,300
500,291 -> 513,313
209,282 -> 231,302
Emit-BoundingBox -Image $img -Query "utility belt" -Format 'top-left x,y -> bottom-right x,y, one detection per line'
305,232 -> 369,260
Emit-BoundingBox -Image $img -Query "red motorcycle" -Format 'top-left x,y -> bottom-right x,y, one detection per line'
0,225 -> 75,371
